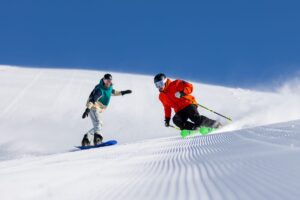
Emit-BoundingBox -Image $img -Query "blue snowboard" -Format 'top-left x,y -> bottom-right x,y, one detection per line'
75,140 -> 117,150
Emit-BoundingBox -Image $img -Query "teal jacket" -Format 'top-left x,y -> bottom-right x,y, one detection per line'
88,79 -> 115,106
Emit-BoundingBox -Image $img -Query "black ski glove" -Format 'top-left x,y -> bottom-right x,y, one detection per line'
121,90 -> 132,96
165,118 -> 171,127
82,108 -> 90,119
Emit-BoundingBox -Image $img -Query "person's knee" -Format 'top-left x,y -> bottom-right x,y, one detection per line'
192,114 -> 202,126
173,115 -> 182,127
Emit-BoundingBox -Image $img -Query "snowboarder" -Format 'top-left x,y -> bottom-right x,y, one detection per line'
81,73 -> 132,146
154,73 -> 221,131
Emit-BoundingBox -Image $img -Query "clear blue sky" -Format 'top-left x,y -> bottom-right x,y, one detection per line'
0,0 -> 299,88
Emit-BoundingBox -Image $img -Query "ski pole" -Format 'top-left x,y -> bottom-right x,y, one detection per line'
196,103 -> 232,122
182,96 -> 232,122
169,125 -> 180,130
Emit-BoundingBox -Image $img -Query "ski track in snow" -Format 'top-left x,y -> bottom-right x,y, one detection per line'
1,121 -> 300,200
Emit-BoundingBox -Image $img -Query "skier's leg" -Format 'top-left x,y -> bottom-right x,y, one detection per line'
199,115 -> 218,128
186,104 -> 219,128
185,104 -> 202,128
173,107 -> 195,130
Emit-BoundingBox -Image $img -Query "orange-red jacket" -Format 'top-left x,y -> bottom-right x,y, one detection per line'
159,79 -> 197,118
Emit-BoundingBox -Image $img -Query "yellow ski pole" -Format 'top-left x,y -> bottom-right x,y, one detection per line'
169,125 -> 180,130
196,103 -> 232,122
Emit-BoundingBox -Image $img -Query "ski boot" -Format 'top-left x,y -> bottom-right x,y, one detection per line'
93,133 -> 103,145
212,121 -> 222,129
81,134 -> 90,147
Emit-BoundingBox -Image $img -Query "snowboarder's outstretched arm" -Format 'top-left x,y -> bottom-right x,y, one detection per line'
112,89 -> 132,96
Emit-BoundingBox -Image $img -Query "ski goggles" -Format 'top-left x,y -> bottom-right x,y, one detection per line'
155,79 -> 166,89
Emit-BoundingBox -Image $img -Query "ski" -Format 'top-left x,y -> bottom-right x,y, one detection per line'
180,127 -> 216,138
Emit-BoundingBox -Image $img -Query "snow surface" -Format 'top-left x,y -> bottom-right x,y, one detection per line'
1,65 -> 300,200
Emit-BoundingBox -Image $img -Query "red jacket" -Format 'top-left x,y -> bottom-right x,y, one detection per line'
159,79 -> 197,118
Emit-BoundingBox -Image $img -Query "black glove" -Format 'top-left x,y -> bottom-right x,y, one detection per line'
121,90 -> 132,96
165,118 -> 170,127
82,108 -> 90,119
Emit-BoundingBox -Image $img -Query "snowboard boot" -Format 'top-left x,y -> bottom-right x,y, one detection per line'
81,134 -> 90,147
93,133 -> 103,146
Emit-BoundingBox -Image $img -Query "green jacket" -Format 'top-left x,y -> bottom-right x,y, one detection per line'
95,79 -> 113,106
88,79 -> 116,106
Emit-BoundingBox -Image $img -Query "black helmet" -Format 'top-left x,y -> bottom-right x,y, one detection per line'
154,73 -> 167,89
104,73 -> 112,80
154,73 -> 166,83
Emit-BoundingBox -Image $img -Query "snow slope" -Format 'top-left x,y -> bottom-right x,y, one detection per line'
1,120 -> 300,200
1,65 -> 300,200
1,65 -> 300,159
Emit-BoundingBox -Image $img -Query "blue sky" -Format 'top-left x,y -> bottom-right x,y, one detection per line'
0,0 -> 299,88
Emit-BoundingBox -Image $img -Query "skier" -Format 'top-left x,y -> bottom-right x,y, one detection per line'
81,73 -> 132,146
154,73 -> 221,131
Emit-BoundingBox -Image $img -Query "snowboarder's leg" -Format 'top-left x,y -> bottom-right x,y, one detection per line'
82,109 -> 103,146
90,109 -> 103,145
94,133 -> 103,145
81,128 -> 94,146
81,133 -> 90,146
173,108 -> 195,130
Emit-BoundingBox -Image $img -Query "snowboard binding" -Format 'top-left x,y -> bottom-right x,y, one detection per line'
93,133 -> 103,145
81,134 -> 90,147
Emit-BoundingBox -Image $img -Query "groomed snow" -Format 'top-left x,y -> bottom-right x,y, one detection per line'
1,65 -> 300,200
1,120 -> 300,200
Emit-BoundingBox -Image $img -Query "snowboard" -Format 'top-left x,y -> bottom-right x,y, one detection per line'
180,127 -> 216,138
75,140 -> 117,150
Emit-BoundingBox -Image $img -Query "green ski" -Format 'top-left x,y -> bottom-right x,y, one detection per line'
180,127 -> 216,138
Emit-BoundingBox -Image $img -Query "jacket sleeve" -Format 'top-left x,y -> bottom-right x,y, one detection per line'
89,87 -> 102,103
177,80 -> 193,95
159,95 -> 172,119
112,89 -> 122,96
86,87 -> 102,109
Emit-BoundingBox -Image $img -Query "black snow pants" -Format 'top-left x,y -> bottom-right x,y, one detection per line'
173,104 -> 216,130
